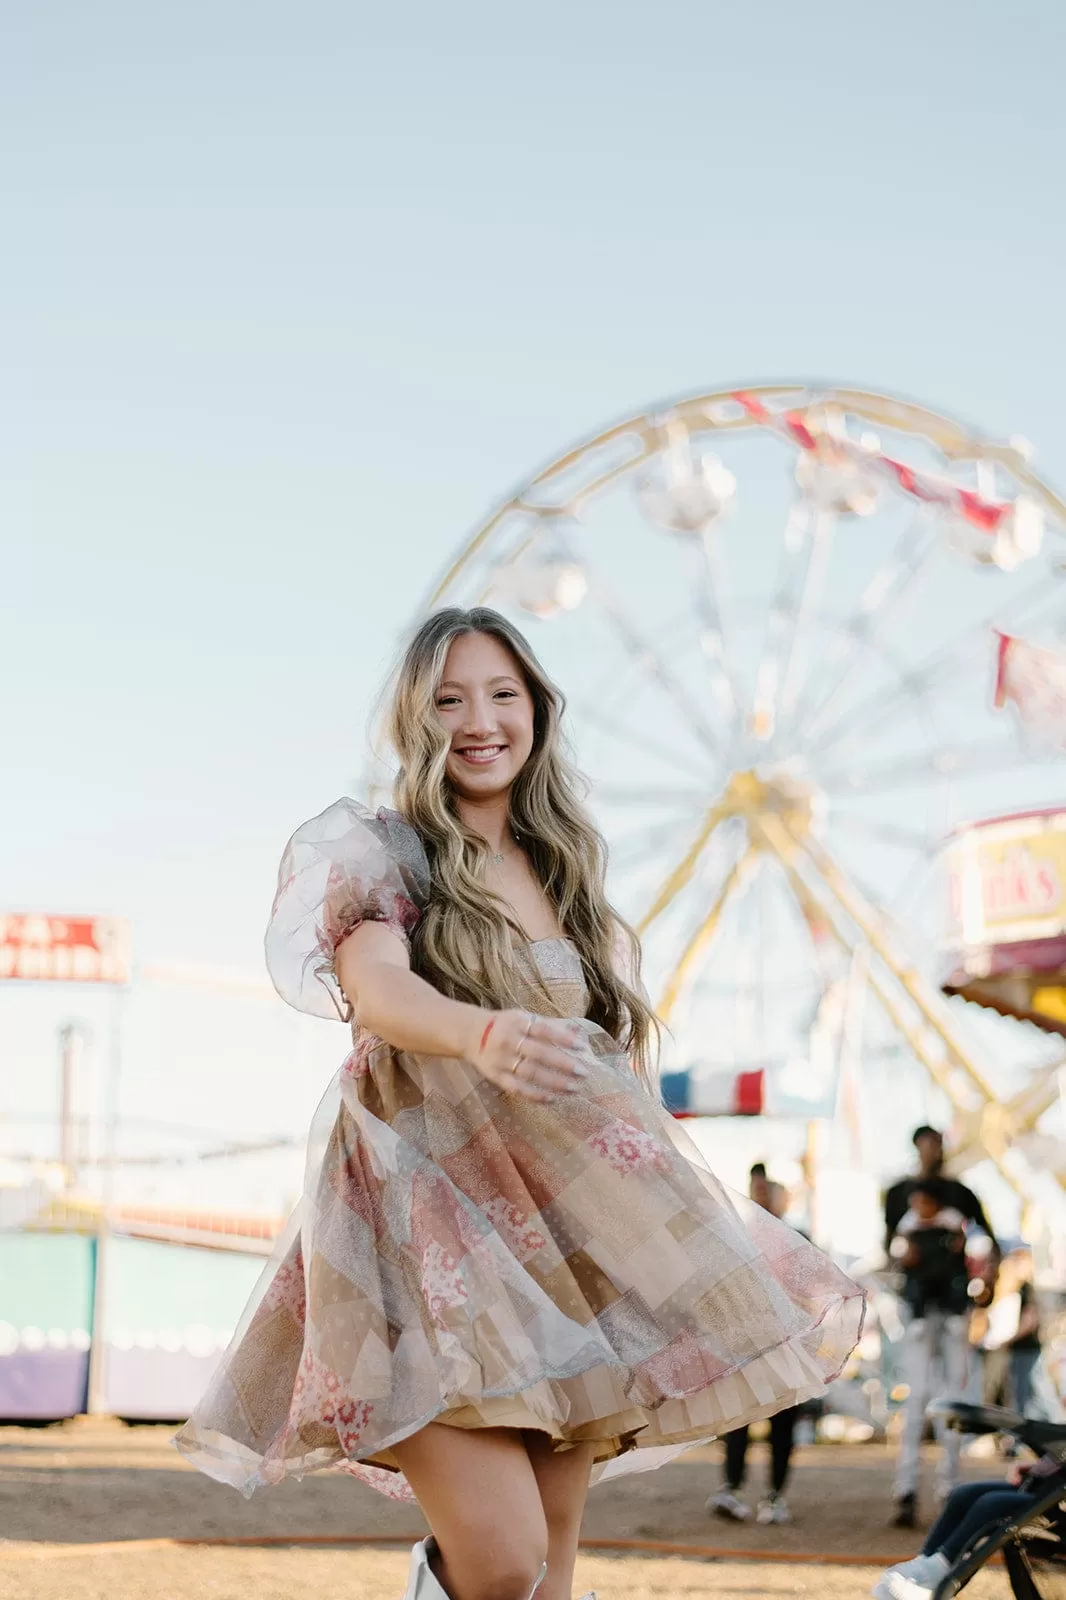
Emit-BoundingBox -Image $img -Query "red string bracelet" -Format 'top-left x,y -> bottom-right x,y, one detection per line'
479,1018 -> 497,1053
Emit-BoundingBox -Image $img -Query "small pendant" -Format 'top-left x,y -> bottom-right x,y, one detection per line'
491,852 -> 504,865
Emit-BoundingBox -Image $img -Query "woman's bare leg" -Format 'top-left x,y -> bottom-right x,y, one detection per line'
390,1422 -> 549,1600
522,1433 -> 596,1600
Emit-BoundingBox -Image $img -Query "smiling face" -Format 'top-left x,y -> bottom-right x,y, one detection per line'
435,630 -> 536,802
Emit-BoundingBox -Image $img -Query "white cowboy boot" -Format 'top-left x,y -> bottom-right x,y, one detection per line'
402,1537 -> 548,1599
402,1538 -> 449,1600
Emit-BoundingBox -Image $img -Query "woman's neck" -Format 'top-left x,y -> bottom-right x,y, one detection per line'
456,792 -> 514,856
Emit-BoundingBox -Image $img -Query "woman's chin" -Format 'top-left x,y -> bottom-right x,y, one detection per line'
447,762 -> 515,801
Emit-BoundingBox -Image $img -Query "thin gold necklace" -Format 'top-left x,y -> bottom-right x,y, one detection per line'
490,832 -> 521,866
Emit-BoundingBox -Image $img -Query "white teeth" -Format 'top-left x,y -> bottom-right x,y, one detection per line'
458,746 -> 504,763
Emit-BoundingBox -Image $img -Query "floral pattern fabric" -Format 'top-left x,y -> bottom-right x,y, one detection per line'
175,800 -> 864,1499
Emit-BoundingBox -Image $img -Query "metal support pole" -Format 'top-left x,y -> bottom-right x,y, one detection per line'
656,842 -> 761,1023
57,1022 -> 85,1193
86,987 -> 126,1416
635,799 -> 733,938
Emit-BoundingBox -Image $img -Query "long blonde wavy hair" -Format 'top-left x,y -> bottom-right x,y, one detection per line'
384,607 -> 660,1087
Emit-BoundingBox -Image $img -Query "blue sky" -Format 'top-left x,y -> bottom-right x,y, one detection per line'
4,1 -> 1066,1213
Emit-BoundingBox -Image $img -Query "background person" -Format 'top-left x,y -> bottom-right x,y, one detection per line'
883,1128 -> 1000,1531
977,1246 -> 1042,1419
889,1178 -> 985,1529
708,1164 -> 804,1526
884,1127 -> 999,1258
872,1452 -> 1065,1600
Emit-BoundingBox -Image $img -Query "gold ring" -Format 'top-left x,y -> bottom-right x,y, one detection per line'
509,1015 -> 535,1079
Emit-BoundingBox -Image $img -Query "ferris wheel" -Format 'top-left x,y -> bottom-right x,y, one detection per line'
417,383 -> 1066,1208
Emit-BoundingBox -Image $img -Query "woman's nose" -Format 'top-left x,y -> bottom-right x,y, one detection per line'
461,695 -> 497,734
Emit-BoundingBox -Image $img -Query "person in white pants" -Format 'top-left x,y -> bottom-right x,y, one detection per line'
894,1308 -> 972,1519
885,1142 -> 998,1530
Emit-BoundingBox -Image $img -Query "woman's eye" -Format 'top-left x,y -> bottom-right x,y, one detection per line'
436,697 -> 460,708
494,690 -> 517,701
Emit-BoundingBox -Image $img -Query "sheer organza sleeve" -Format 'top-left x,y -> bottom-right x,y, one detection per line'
265,798 -> 431,1021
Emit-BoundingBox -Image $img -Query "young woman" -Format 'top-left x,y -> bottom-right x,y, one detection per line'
176,608 -> 864,1600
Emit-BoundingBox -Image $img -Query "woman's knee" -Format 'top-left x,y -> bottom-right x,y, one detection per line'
447,1531 -> 549,1600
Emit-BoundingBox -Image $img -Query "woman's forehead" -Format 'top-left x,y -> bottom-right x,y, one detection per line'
441,630 -> 522,683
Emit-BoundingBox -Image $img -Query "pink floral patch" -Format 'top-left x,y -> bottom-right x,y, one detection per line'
587,1117 -> 670,1177
634,1328 -> 730,1399
334,1397 -> 374,1452
421,1240 -> 468,1323
342,1460 -> 418,1501
261,1253 -> 307,1321
291,1346 -> 344,1422
340,1033 -> 377,1079
481,1196 -> 547,1263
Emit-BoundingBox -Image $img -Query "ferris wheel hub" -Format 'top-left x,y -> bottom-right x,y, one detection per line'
720,769 -> 821,841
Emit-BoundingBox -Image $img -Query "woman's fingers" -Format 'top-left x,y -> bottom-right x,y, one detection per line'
522,1042 -> 587,1085
473,1009 -> 590,1099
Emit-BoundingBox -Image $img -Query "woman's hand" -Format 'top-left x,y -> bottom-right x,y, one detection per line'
1007,1460 -> 1030,1487
467,1009 -> 588,1102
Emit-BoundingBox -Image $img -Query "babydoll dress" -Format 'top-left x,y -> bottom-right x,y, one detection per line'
175,799 -> 864,1500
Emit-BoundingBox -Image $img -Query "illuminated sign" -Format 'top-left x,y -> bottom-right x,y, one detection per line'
942,810 -> 1066,1034
946,811 -> 1066,950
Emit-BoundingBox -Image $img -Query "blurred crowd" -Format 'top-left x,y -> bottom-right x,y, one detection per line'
706,1125 -> 1063,1537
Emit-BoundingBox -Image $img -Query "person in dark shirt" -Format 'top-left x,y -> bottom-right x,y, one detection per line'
891,1180 -> 970,1320
883,1128 -> 999,1529
883,1126 -> 999,1257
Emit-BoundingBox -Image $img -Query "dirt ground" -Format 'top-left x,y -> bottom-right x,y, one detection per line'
0,1419 -> 1010,1600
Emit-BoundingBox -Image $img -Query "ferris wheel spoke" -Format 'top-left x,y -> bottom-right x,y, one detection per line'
573,700 -> 713,782
579,567 -> 730,759
827,811 -> 936,854
806,567 -> 1061,764
748,501 -> 813,743
656,842 -> 760,1022
593,784 -> 713,805
635,799 -> 734,936
774,508 -> 839,740
544,517 -> 730,761
684,530 -> 745,735
821,738 -> 1020,796
606,809 -> 715,871
789,509 -> 935,740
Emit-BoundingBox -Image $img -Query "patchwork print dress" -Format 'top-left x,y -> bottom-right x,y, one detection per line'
175,799 -> 864,1499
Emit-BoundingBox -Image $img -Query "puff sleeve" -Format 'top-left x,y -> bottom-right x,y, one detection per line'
264,798 -> 431,1021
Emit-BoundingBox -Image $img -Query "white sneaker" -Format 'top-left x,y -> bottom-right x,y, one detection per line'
871,1555 -> 949,1600
885,1554 -> 943,1582
707,1489 -> 751,1521
757,1494 -> 791,1524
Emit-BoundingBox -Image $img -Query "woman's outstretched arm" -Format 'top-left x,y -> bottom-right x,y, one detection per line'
334,921 -> 586,1101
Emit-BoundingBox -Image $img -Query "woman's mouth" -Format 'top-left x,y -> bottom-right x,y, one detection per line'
455,744 -> 506,766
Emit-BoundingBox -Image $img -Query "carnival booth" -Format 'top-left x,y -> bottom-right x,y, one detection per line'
943,807 -> 1066,1036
